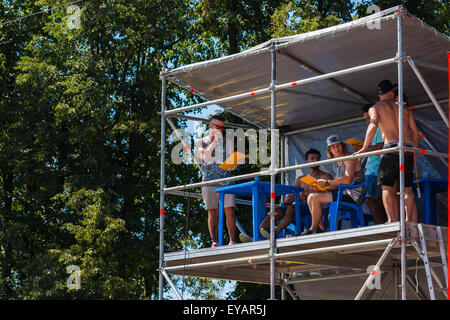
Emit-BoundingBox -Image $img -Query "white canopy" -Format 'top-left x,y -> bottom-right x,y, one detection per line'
162,5 -> 449,131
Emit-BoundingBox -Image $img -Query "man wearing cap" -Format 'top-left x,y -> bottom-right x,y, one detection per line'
195,115 -> 237,247
354,80 -> 419,223
302,135 -> 365,235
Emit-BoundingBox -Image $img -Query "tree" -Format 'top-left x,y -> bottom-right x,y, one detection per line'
1,0 -> 202,299
195,0 -> 286,55
270,0 -> 354,38
354,0 -> 449,34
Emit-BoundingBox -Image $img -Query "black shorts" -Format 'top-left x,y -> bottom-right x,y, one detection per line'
378,152 -> 414,187
331,190 -> 355,203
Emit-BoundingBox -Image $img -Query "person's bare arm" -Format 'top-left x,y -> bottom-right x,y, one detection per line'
317,160 -> 356,188
195,138 -> 217,162
408,112 -> 420,148
285,177 -> 303,204
354,106 -> 379,155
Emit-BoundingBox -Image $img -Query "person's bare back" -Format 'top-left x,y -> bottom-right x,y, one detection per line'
372,98 -> 419,147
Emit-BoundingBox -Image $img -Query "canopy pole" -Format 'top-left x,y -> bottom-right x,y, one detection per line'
160,268 -> 183,300
158,75 -> 167,300
168,114 -> 251,129
280,136 -> 285,203
396,12 -> 407,301
354,238 -> 398,300
164,57 -> 397,116
284,99 -> 449,136
269,42 -> 277,300
166,117 -> 204,175
279,51 -> 373,103
163,147 -> 400,193
407,57 -> 449,127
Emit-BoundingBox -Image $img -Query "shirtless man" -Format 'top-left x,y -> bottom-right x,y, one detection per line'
354,80 -> 420,223
304,135 -> 365,235
259,148 -> 332,238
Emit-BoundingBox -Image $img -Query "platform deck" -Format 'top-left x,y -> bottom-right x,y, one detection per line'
163,222 -> 447,285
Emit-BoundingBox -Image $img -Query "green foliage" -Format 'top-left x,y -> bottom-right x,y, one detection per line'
270,0 -> 353,38
0,0 -> 447,300
354,0 -> 449,34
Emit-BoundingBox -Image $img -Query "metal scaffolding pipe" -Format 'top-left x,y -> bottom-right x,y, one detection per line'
284,99 -> 449,137
164,57 -> 397,116
163,147 -> 399,193
164,76 -> 268,129
404,147 -> 448,159
354,238 -> 398,300
163,238 -> 394,272
278,51 -> 373,103
413,59 -> 448,73
285,117 -> 364,136
158,76 -> 167,300
275,147 -> 399,174
407,57 -> 449,127
277,57 -> 397,91
168,114 -> 251,129
165,190 -> 283,208
269,43 -> 277,300
160,268 -> 183,300
166,117 -> 204,175
396,12 -> 407,301
164,87 -> 270,116
163,169 -> 271,193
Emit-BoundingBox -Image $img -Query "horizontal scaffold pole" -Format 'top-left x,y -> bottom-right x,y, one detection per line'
163,57 -> 398,116
413,59 -> 448,73
163,238 -> 394,272
284,99 -> 449,137
404,147 -> 448,159
276,57 -> 397,91
165,190 -> 283,208
167,114 -> 251,129
163,147 -> 398,193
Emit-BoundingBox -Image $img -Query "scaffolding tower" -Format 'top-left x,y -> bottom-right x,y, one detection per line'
158,6 -> 449,300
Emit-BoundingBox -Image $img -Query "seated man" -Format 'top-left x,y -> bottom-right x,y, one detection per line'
303,135 -> 365,235
259,148 -> 332,239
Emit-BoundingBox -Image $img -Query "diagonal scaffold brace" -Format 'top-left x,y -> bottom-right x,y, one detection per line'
354,237 -> 400,300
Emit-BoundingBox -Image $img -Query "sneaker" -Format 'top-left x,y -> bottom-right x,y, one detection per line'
211,242 -> 218,248
239,233 -> 253,243
300,229 -> 317,236
259,227 -> 270,239
228,241 -> 237,246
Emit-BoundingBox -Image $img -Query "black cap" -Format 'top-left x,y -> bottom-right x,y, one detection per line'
377,80 -> 397,95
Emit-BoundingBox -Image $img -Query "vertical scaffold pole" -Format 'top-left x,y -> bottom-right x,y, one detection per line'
280,135 -> 285,203
159,75 -> 167,300
396,12 -> 407,301
269,43 -> 277,300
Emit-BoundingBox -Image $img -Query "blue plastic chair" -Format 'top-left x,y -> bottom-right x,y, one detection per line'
323,176 -> 371,232
278,202 -> 312,237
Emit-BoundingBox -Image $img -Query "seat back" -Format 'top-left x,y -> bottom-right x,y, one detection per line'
324,176 -> 372,231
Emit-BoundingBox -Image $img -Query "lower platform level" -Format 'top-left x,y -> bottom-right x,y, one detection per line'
163,222 -> 447,299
